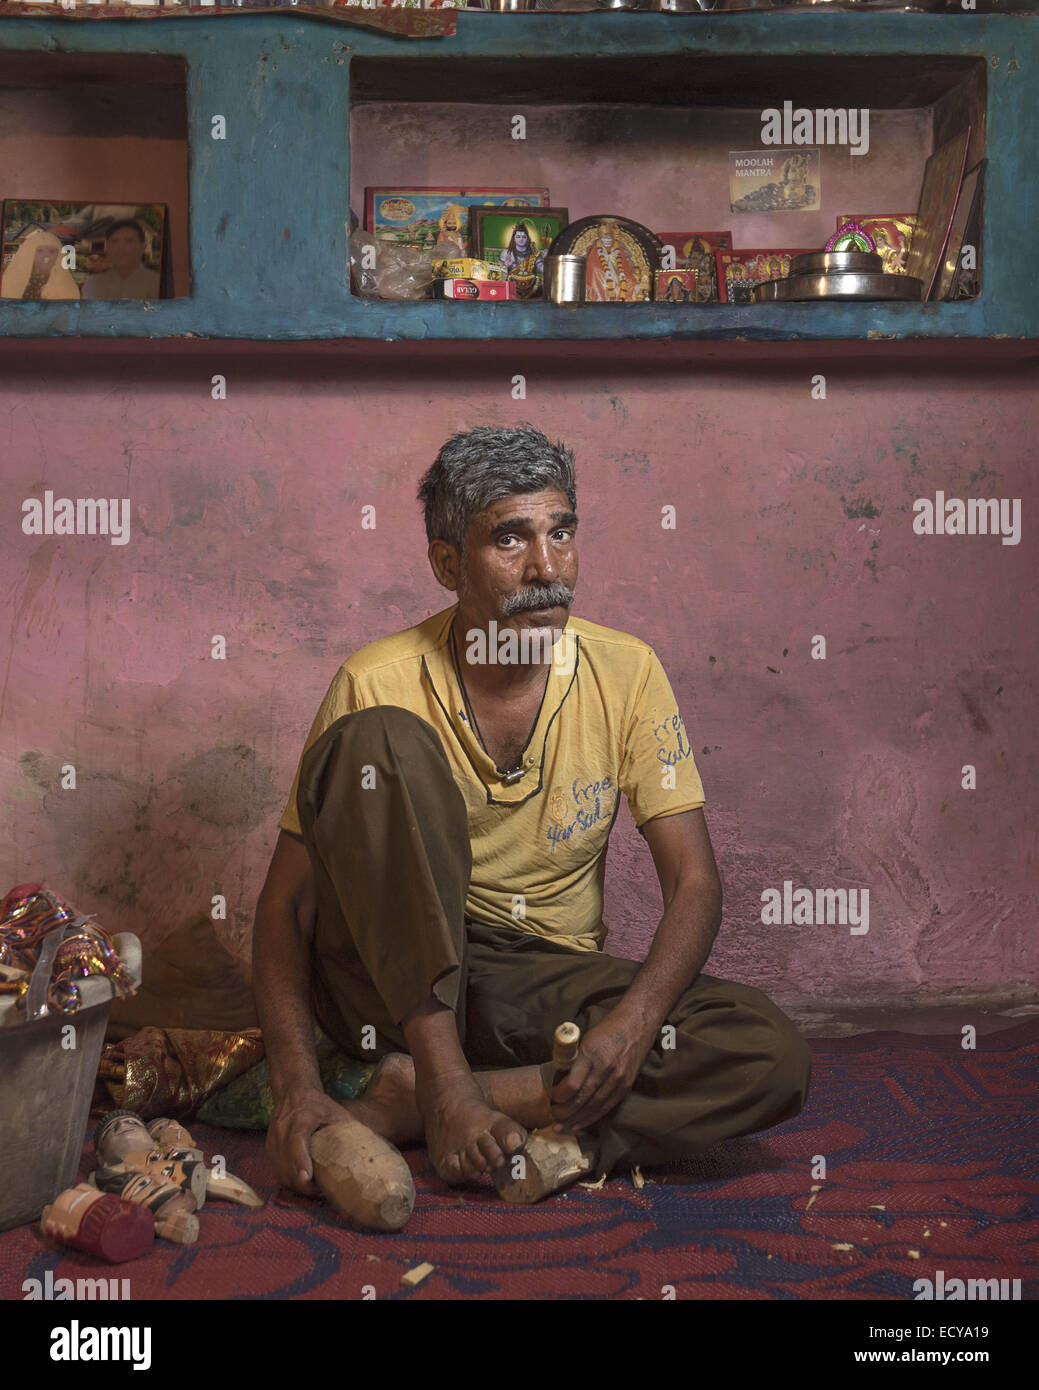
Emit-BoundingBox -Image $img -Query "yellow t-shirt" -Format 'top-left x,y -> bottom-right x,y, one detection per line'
279,605 -> 706,952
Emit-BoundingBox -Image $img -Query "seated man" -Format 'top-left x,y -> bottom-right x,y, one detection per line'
253,423 -> 811,1200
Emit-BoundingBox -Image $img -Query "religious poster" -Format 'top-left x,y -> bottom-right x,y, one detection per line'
835,213 -> 917,275
549,215 -> 662,303
715,246 -> 816,304
655,231 -> 732,302
364,187 -> 550,256
472,207 -> 569,299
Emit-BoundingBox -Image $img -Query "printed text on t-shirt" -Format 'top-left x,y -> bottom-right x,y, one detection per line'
546,777 -> 615,852
653,711 -> 693,766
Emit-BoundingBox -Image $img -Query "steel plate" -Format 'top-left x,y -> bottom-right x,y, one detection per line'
752,272 -> 925,303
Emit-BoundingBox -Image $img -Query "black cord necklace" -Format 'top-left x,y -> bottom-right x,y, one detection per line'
450,616 -> 539,786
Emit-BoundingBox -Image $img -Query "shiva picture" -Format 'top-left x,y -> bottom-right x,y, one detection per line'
473,208 -> 568,300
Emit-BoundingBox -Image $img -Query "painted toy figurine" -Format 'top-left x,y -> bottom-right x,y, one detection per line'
99,1150 -> 208,1208
40,1183 -> 155,1263
94,1109 -> 154,1164
147,1118 -> 264,1208
91,1168 -> 199,1244
147,1117 -> 199,1152
150,1144 -> 264,1209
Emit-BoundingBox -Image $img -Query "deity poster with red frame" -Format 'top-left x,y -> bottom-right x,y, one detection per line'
655,231 -> 732,302
835,214 -> 917,276
715,247 -> 815,305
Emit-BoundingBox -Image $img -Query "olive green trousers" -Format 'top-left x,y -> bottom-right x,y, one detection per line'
295,705 -> 811,1175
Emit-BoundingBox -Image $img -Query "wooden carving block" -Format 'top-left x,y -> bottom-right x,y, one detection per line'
309,1120 -> 415,1233
493,1127 -> 593,1204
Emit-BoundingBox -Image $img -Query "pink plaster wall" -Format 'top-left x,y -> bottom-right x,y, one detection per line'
351,103 -> 931,253
1,343 -> 1036,1011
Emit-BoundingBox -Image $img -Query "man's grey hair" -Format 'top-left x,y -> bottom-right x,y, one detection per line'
417,424 -> 577,556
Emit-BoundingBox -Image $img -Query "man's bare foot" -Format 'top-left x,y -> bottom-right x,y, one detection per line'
419,1072 -> 527,1185
344,1053 -> 424,1147
347,1052 -> 553,1153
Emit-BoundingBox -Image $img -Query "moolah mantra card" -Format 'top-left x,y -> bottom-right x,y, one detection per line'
729,149 -> 821,213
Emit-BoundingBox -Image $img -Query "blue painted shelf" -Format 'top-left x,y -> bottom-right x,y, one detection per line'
0,12 -> 1033,341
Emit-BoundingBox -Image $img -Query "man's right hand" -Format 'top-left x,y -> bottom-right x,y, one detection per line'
266,1086 -> 350,1196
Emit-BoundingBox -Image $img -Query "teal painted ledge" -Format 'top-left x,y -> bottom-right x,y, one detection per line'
0,296 -> 1008,343
0,12 -> 1034,342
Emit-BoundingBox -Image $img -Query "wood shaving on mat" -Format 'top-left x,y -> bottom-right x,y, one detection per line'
832,1243 -> 855,1252
908,1250 -> 921,1259
401,1262 -> 434,1287
869,1204 -> 886,1210
632,1166 -> 645,1190
579,1173 -> 608,1190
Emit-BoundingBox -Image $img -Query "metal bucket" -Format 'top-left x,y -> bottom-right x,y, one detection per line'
0,934 -> 141,1233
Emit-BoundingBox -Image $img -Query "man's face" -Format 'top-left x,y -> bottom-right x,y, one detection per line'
453,488 -> 578,633
515,229 -> 529,253
33,244 -> 57,273
106,227 -> 144,272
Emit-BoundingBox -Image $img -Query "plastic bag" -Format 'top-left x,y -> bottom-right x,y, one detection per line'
349,228 -> 436,300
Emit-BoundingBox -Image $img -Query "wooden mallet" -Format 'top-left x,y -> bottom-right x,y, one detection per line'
493,1021 -> 593,1204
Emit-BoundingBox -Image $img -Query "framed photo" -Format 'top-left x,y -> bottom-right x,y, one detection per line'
654,270 -> 698,304
715,247 -> 816,304
904,127 -> 971,300
938,161 -> 984,302
656,231 -> 731,303
471,207 -> 568,299
835,214 -> 917,276
548,215 -> 663,303
364,187 -> 550,256
1,200 -> 168,302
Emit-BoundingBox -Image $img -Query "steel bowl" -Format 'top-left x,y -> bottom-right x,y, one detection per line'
788,250 -> 884,276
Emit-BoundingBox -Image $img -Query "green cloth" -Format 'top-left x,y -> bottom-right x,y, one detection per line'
197,1035 -> 374,1130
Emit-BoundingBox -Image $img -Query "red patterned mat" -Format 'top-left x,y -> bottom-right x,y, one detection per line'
3,1021 -> 1037,1300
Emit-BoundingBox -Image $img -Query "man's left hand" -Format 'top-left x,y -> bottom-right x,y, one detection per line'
548,1013 -> 654,1134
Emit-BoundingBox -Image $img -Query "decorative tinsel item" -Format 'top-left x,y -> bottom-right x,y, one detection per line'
0,884 -> 136,1018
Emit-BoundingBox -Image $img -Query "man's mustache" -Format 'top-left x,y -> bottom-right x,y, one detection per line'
500,582 -> 574,616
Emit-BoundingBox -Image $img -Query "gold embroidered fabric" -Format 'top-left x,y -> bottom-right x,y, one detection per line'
94,1026 -> 265,1119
